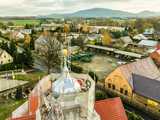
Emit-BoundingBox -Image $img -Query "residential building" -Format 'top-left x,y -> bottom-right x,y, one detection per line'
133,34 -> 148,40
41,23 -> 62,31
120,36 -> 133,45
0,49 -> 13,65
133,74 -> 160,111
20,29 -> 32,34
138,40 -> 158,48
11,31 -> 25,40
143,28 -> 155,39
105,57 -> 160,112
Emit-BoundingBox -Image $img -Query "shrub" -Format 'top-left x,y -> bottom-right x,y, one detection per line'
15,87 -> 23,100
96,90 -> 107,101
80,57 -> 92,62
126,111 -> 144,120
88,71 -> 98,82
71,64 -> 83,73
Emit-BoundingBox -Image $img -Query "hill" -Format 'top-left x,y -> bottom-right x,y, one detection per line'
45,8 -> 160,18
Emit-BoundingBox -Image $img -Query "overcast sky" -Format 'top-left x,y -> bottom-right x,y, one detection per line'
0,0 -> 160,16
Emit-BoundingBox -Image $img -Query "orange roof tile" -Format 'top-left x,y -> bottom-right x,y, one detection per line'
95,97 -> 128,120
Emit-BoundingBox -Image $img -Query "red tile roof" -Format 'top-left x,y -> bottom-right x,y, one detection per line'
95,97 -> 128,120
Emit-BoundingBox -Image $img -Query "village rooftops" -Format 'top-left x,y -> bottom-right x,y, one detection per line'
95,97 -> 128,120
133,74 -> 160,102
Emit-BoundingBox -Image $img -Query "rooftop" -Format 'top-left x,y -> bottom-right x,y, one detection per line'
138,40 -> 158,47
0,79 -> 28,93
95,97 -> 128,120
133,74 -> 160,102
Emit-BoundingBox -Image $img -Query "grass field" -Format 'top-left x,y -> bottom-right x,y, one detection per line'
0,19 -> 40,26
15,71 -> 47,82
0,99 -> 26,120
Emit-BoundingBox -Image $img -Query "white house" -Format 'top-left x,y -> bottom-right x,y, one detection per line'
20,29 -> 32,34
120,36 -> 133,44
133,34 -> 148,40
0,49 -> 13,65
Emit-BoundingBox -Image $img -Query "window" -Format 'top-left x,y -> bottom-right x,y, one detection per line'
124,90 -> 128,95
4,55 -> 6,58
108,83 -> 111,88
112,85 -> 116,90
120,88 -> 124,93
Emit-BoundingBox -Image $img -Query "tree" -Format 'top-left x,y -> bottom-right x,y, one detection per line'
64,24 -> 70,33
81,23 -> 89,33
24,34 -> 31,45
111,31 -> 122,38
71,35 -> 86,49
35,34 -> 62,73
15,86 -> 23,100
101,32 -> 112,46
7,21 -> 14,26
96,90 -> 107,101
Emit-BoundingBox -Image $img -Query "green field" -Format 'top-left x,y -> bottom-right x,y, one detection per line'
0,99 -> 26,120
0,19 -> 40,26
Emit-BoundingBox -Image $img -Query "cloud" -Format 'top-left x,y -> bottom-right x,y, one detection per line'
0,0 -> 159,16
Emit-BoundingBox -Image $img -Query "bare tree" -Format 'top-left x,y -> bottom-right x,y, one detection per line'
35,33 -> 62,73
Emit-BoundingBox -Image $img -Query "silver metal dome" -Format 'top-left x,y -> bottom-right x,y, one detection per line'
52,61 -> 81,95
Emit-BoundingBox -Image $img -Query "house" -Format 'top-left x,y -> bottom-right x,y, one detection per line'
133,74 -> 160,111
105,57 -> 160,112
120,36 -> 133,44
41,23 -> 62,31
0,49 -> 13,65
20,29 -> 32,34
35,35 -> 48,52
133,34 -> 148,40
11,31 -> 25,40
138,40 -> 158,48
86,34 -> 102,45
95,97 -> 128,120
143,28 -> 155,39
90,26 -> 125,32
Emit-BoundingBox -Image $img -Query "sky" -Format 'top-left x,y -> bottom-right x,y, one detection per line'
0,0 -> 160,16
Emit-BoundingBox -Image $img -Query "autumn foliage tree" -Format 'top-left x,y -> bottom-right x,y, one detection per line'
101,32 -> 112,46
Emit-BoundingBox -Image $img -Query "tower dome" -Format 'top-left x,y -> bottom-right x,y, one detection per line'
52,60 -> 81,95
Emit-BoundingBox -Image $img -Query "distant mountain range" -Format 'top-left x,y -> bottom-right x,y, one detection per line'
43,8 -> 160,18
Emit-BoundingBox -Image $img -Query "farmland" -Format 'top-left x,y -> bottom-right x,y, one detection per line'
0,19 -> 40,26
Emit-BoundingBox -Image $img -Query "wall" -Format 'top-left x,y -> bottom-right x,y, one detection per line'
133,93 -> 160,113
105,68 -> 132,97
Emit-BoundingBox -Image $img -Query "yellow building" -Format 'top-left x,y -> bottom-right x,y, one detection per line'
105,57 -> 160,112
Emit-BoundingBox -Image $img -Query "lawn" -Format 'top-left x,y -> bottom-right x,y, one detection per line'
15,71 -> 47,83
0,19 -> 40,26
0,99 -> 26,120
